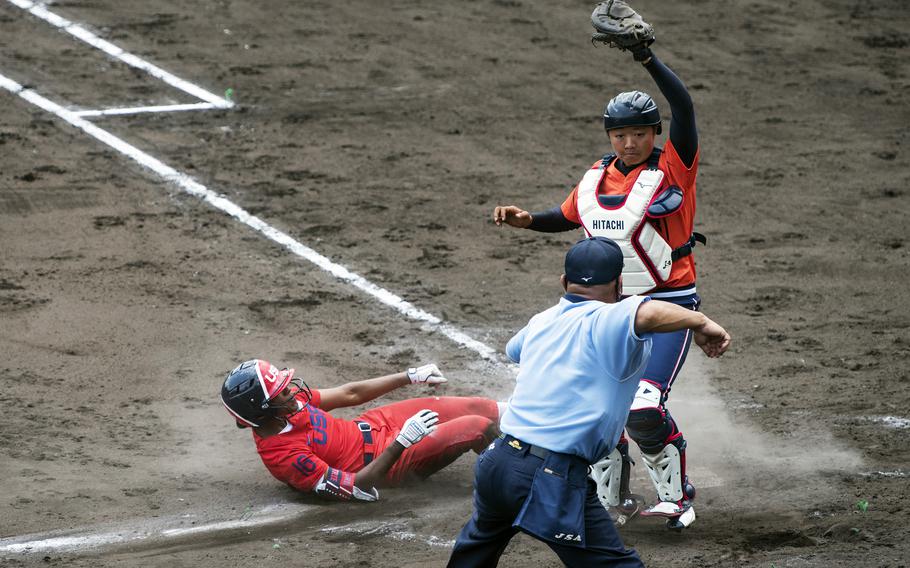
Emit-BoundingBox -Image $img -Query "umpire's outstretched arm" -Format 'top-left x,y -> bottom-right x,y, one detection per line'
635,299 -> 730,358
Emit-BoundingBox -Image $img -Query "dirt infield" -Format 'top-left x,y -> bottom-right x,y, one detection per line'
2,0 -> 909,566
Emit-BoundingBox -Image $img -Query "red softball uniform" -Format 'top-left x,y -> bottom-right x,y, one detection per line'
560,139 -> 700,289
254,392 -> 498,493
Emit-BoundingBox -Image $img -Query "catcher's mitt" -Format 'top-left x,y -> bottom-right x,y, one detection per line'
591,0 -> 654,60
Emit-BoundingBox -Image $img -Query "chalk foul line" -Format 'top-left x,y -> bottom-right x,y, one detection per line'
7,0 -> 233,108
0,503 -> 317,555
0,73 -> 498,361
72,102 -> 222,117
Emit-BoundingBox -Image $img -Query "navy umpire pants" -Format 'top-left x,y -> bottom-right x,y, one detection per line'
448,436 -> 643,567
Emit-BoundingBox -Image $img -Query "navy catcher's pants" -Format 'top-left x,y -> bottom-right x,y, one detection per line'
640,291 -> 700,392
624,291 -> 700,453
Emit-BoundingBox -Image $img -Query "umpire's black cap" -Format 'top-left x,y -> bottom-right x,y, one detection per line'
564,237 -> 624,285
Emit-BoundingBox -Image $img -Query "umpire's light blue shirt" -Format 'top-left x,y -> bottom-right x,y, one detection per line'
501,294 -> 652,464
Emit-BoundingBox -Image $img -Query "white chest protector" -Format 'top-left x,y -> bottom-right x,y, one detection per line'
576,156 -> 673,295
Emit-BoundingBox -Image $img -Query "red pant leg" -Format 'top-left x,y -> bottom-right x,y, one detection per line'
357,396 -> 498,431
385,415 -> 497,486
355,397 -> 499,486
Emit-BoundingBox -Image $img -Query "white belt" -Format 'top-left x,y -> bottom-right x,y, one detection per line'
647,285 -> 696,299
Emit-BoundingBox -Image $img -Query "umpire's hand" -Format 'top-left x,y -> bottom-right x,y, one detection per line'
693,318 -> 731,358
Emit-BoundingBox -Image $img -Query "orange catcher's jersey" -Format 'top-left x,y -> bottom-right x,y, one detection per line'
561,140 -> 700,290
254,389 -> 365,492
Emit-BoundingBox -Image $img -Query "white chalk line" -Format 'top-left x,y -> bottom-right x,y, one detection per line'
72,102 -> 223,117
6,0 -> 233,109
0,507 -> 459,556
861,470 -> 907,478
0,73 -> 498,362
0,503 -> 317,555
321,520 -> 455,548
865,415 -> 910,429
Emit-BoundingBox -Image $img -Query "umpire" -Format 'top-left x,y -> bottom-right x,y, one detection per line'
448,237 -> 731,567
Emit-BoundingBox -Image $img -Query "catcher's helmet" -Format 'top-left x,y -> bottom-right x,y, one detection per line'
220,359 -> 307,428
603,90 -> 662,135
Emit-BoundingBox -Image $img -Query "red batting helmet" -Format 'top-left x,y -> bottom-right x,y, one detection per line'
220,359 -> 304,428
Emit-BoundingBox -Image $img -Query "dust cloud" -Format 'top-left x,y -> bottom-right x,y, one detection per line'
651,354 -> 862,509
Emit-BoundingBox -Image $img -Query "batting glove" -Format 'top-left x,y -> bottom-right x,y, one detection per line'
396,409 -> 439,448
407,363 -> 447,385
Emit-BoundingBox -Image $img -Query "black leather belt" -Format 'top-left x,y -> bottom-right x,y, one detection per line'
500,433 -> 550,460
356,421 -> 375,465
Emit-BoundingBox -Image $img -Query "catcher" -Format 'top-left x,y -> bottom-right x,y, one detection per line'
221,359 -> 501,501
492,1 -> 705,530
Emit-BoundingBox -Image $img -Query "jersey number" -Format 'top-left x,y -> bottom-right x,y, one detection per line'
292,455 -> 317,475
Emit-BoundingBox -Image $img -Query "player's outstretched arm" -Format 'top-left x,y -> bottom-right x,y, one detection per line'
493,204 -> 581,233
493,205 -> 532,228
592,0 -> 699,167
319,364 -> 448,411
643,54 -> 698,168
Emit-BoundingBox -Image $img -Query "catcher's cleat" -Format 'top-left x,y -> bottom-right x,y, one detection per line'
641,500 -> 696,530
641,475 -> 697,527
641,500 -> 690,518
666,506 -> 696,531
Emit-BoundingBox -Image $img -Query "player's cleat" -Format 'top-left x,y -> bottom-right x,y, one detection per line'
641,476 -> 696,528
641,500 -> 687,517
641,499 -> 696,530
666,506 -> 696,531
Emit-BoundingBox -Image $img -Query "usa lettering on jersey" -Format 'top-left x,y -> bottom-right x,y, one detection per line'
305,405 -> 329,445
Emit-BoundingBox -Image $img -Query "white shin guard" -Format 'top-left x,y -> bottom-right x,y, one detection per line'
589,447 -> 623,508
640,443 -> 684,503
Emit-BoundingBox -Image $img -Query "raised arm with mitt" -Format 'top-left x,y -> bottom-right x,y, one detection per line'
591,0 -> 655,62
